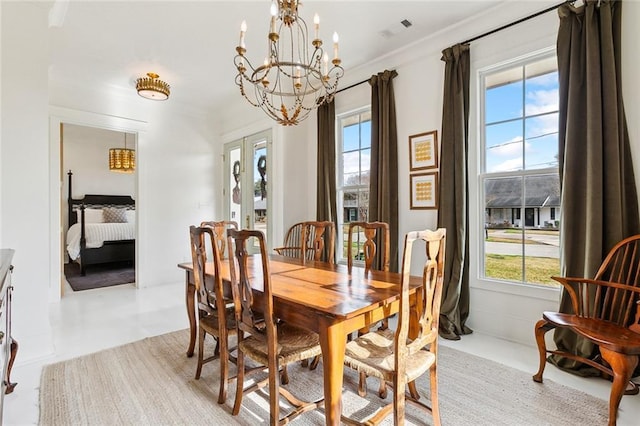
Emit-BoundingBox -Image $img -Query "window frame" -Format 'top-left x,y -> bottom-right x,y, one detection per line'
478,49 -> 561,288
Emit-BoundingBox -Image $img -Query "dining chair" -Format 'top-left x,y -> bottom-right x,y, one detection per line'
533,234 -> 640,426
188,225 -> 237,404
347,221 -> 390,274
303,220 -> 335,263
273,222 -> 305,258
227,228 -> 324,425
343,228 -> 446,426
274,220 -> 334,372
274,221 -> 336,264
347,221 -> 391,398
200,220 -> 238,259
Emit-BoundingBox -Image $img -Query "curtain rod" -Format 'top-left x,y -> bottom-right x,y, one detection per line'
336,78 -> 369,94
460,0 -> 575,45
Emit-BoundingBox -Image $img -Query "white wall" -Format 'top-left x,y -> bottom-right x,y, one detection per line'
1,2 -> 55,361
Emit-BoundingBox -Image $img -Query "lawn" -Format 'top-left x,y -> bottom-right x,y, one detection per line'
485,254 -> 560,286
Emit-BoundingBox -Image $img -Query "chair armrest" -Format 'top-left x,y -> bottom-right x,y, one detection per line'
551,276 -> 640,316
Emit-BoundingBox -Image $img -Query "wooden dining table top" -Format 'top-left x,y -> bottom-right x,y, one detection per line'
178,254 -> 419,320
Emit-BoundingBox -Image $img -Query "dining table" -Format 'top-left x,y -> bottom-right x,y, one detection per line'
177,254 -> 421,426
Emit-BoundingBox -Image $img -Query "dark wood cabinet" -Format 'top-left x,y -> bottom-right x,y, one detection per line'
0,249 -> 18,420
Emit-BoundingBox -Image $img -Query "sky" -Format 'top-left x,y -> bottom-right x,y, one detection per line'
485,67 -> 559,173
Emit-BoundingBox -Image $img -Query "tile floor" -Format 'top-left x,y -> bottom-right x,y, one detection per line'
3,280 -> 639,425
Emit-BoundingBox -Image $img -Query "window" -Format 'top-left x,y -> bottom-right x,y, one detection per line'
337,109 -> 371,263
481,53 -> 560,287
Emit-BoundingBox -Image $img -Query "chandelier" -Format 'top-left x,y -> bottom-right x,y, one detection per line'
234,0 -> 344,126
136,72 -> 170,100
109,133 -> 136,173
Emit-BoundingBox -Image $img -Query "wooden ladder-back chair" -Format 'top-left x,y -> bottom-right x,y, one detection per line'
188,225 -> 237,404
200,220 -> 238,259
343,228 -> 446,426
227,229 -> 324,425
347,221 -> 391,398
533,234 -> 640,426
274,221 -> 336,264
347,221 -> 390,274
273,222 -> 305,258
302,221 -> 335,263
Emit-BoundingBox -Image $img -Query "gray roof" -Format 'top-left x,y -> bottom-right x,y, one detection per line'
485,175 -> 560,208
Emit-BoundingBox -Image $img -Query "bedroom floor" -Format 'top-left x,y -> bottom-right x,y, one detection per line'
3,280 -> 639,425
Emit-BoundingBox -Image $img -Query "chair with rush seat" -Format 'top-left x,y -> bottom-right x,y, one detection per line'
188,225 -> 237,404
342,228 -> 446,426
227,228 -> 324,425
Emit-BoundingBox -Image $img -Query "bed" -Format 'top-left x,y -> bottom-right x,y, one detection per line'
66,171 -> 136,276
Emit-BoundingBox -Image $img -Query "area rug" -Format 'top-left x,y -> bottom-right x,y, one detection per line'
64,261 -> 135,291
39,329 -> 608,425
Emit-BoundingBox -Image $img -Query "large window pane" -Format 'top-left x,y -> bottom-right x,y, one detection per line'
523,175 -> 560,284
485,73 -> 523,123
525,113 -> 559,170
343,123 -> 360,152
484,177 -> 524,282
485,120 -> 523,173
361,120 -> 371,149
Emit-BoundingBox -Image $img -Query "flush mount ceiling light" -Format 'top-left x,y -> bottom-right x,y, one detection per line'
234,0 -> 344,126
136,72 -> 170,100
109,133 -> 136,173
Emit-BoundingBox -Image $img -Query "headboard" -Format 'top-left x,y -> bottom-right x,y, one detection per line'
67,170 -> 136,226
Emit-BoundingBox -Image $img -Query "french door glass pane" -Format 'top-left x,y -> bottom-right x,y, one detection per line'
228,147 -> 241,224
253,142 -> 267,238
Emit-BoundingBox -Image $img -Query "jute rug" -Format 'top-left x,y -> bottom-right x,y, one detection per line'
64,262 -> 135,291
39,329 -> 608,425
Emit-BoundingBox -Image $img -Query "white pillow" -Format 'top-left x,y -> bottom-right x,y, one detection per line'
126,210 -> 136,223
80,208 -> 104,223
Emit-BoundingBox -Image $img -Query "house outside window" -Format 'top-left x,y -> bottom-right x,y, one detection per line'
337,108 -> 371,263
480,53 -> 560,287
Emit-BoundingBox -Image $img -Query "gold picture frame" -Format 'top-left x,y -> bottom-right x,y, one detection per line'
410,172 -> 438,210
409,131 -> 438,171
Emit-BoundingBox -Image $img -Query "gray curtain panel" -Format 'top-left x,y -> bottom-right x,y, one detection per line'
437,44 -> 473,341
369,70 -> 399,272
551,0 -> 640,374
316,100 -> 338,263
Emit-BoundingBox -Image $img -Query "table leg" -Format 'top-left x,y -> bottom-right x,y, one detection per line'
319,320 -> 346,426
185,272 -> 196,357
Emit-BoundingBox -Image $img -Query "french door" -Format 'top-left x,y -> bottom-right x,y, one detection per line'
224,130 -> 271,247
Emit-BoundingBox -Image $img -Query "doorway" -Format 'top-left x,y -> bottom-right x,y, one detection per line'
224,130 -> 272,248
60,123 -> 137,294
49,107 -> 146,302
525,208 -> 535,227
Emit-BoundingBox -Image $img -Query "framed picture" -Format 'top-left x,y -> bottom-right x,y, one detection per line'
410,172 -> 438,210
409,131 -> 438,171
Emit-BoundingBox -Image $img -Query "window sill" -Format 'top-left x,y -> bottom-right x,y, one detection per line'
471,277 -> 561,302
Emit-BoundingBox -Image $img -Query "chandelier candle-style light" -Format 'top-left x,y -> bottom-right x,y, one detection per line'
234,0 -> 344,126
